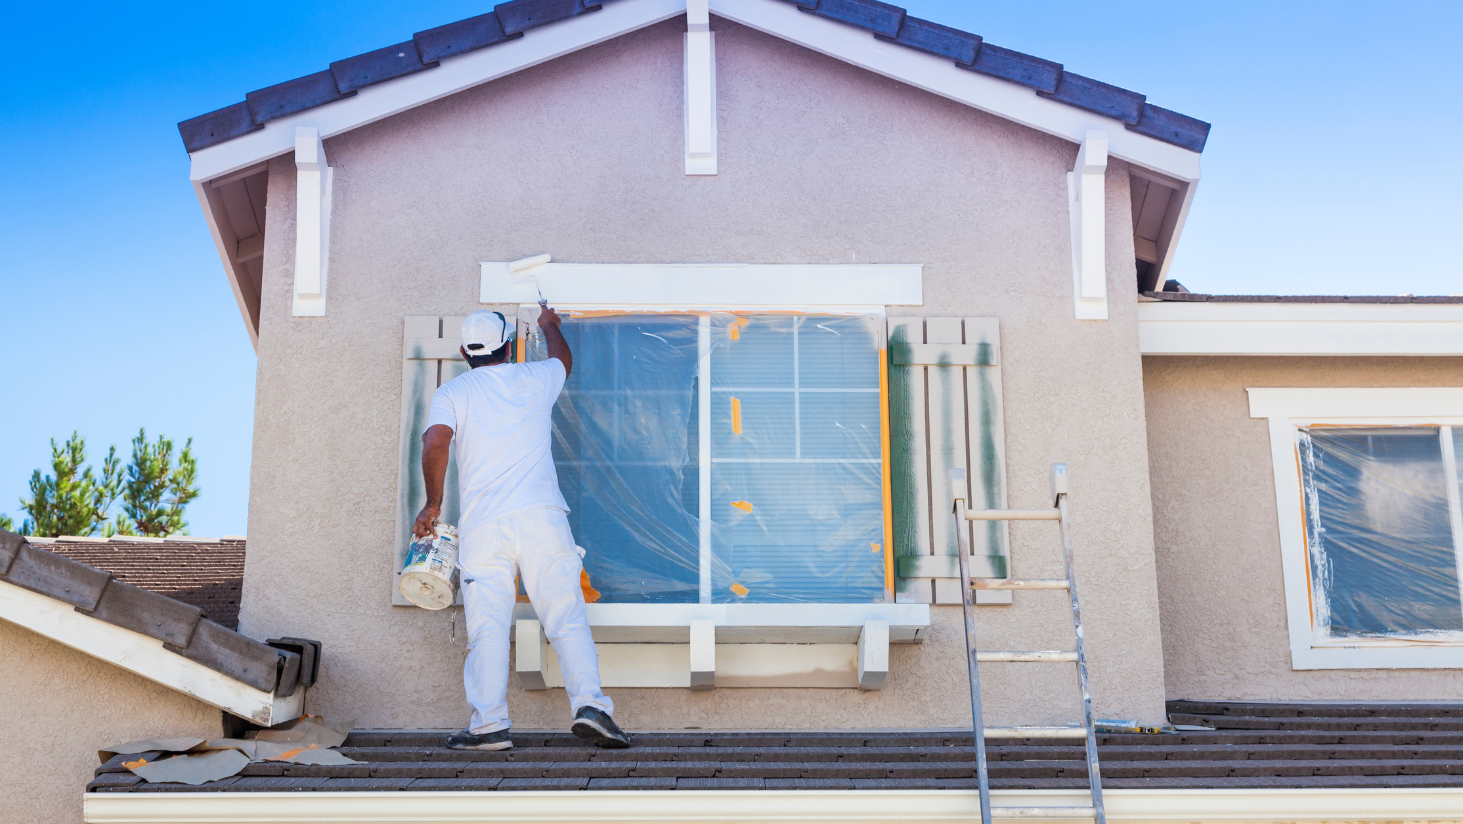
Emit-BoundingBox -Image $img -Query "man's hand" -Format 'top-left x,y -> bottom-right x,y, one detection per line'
412,503 -> 441,539
538,304 -> 562,331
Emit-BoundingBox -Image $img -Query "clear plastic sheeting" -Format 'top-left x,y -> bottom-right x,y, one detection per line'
529,312 -> 887,604
1297,427 -> 1463,640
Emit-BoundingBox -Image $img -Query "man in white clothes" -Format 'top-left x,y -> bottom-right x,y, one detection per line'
413,306 -> 629,751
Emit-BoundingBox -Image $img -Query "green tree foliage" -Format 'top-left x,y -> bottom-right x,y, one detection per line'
0,513 -> 13,532
20,433 -> 122,537
114,429 -> 200,538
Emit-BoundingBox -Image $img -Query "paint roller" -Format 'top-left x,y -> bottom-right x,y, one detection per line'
509,253 -> 552,306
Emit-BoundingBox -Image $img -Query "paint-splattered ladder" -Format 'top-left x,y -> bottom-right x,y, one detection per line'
949,463 -> 1104,824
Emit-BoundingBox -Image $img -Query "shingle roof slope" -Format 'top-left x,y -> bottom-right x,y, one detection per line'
88,701 -> 1463,792
1,530 -> 307,697
41,537 -> 245,630
178,0 -> 1210,155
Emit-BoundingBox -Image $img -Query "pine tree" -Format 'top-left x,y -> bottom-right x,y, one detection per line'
116,429 -> 200,537
0,514 -> 13,532
19,433 -> 122,537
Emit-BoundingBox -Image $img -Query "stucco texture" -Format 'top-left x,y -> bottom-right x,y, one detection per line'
0,620 -> 222,824
1144,356 -> 1463,701
243,16 -> 1168,729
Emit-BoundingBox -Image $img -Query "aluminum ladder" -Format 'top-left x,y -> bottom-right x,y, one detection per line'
949,463 -> 1104,823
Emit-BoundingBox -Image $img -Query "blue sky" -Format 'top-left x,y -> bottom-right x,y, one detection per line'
1,1 -> 1459,536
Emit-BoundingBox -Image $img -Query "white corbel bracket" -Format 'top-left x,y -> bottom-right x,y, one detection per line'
689,619 -> 715,690
292,126 -> 332,317
1068,131 -> 1108,321
684,0 -> 717,175
858,620 -> 889,690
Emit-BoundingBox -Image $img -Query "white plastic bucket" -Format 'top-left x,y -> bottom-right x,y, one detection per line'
399,522 -> 460,610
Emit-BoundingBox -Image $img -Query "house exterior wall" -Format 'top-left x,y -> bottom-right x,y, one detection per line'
0,621 -> 222,824
1144,355 -> 1463,701
242,17 -> 1169,728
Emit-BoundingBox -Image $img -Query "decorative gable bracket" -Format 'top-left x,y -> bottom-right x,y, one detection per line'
293,127 -> 333,317
685,0 -> 718,174
1068,130 -> 1108,320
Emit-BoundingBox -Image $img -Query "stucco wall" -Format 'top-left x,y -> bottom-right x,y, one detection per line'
1144,355 -> 1463,701
243,16 -> 1168,729
0,620 -> 222,824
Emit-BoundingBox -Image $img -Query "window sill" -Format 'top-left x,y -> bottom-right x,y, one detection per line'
511,603 -> 930,690
1292,646 -> 1463,670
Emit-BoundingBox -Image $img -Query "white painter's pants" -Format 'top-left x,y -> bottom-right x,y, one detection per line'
459,506 -> 612,734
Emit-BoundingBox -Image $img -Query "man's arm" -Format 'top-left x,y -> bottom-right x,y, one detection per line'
413,424 -> 454,538
538,304 -> 572,378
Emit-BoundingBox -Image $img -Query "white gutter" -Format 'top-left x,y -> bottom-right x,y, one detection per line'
1138,300 -> 1463,356
85,787 -> 1463,823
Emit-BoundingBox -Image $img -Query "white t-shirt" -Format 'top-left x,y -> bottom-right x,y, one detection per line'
425,359 -> 569,534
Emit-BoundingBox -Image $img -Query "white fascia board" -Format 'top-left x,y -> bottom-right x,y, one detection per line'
481,261 -> 923,307
709,0 -> 1202,183
1139,301 -> 1463,356
0,579 -> 301,726
83,787 -> 1463,823
187,0 -> 687,183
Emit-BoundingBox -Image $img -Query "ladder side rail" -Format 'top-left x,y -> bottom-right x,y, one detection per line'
951,469 -> 992,824
1057,492 -> 1106,824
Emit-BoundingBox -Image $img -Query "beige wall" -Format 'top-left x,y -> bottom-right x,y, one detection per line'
1144,355 -> 1463,701
242,16 -> 1169,729
0,620 -> 222,824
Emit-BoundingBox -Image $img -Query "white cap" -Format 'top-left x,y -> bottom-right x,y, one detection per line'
461,310 -> 513,356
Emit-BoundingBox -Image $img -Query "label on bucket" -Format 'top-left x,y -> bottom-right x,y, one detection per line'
400,522 -> 460,610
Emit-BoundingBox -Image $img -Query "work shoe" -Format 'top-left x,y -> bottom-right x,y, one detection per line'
571,706 -> 630,748
446,728 -> 513,751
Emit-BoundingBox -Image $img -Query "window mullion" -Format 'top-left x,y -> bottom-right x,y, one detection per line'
1439,426 -> 1463,615
793,317 -> 801,459
698,315 -> 712,604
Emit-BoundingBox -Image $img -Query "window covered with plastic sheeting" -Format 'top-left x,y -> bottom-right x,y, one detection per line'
529,312 -> 890,604
1298,426 -> 1463,641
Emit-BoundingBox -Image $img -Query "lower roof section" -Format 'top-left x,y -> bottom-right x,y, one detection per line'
1138,294 -> 1463,356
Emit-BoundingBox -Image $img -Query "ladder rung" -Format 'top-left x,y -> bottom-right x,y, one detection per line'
976,651 -> 1078,663
964,508 -> 1061,521
971,578 -> 1069,590
992,807 -> 1096,820
983,727 -> 1087,738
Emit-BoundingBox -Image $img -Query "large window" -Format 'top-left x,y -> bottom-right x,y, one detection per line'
1298,426 -> 1463,641
1248,387 -> 1463,669
530,313 -> 889,604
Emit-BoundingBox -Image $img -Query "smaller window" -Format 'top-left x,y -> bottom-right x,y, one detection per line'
1297,426 -> 1463,642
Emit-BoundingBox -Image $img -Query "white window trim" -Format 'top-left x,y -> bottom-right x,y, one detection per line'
1248,387 -> 1463,670
1139,301 -> 1463,356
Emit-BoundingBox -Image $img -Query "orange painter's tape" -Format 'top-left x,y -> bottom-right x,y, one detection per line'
730,582 -> 750,597
871,542 -> 881,553
730,501 -> 752,513
731,397 -> 742,434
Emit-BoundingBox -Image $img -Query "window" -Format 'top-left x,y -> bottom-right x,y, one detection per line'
530,313 -> 889,605
1248,388 -> 1463,669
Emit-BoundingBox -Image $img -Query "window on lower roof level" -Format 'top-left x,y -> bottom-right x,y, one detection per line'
1297,426 -> 1463,642
529,313 -> 889,605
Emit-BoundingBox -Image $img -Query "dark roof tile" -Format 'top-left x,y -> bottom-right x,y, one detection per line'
1129,102 -> 1211,152
3,543 -> 111,610
1039,71 -> 1145,124
414,12 -> 522,64
45,537 -> 245,628
495,0 -> 600,38
331,41 -> 438,94
164,618 -> 281,693
802,0 -> 905,38
245,70 -> 354,125
876,16 -> 980,65
177,102 -> 262,152
961,43 -> 1062,93
88,578 -> 202,646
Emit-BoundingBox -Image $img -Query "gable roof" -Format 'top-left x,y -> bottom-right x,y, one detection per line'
179,0 -> 1208,161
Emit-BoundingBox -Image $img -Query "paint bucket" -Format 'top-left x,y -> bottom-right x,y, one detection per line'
399,521 -> 460,610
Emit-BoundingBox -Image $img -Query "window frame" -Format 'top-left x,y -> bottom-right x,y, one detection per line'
522,307 -> 896,606
1249,387 -> 1463,670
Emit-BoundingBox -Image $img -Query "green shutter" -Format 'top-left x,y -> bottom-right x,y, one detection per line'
886,317 -> 1009,606
393,316 -> 466,607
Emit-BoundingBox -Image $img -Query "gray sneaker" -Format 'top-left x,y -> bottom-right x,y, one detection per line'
446,728 -> 513,751
571,707 -> 630,748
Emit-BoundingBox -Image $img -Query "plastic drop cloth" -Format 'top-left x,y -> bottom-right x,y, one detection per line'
1297,427 -> 1463,640
529,312 -> 887,603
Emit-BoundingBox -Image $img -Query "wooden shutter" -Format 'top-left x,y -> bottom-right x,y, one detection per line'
392,315 -> 468,606
886,317 -> 1009,606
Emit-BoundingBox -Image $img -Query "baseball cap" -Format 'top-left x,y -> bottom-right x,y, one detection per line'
460,310 -> 513,356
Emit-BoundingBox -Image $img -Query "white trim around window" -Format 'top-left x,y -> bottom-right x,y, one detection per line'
1248,387 -> 1463,670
